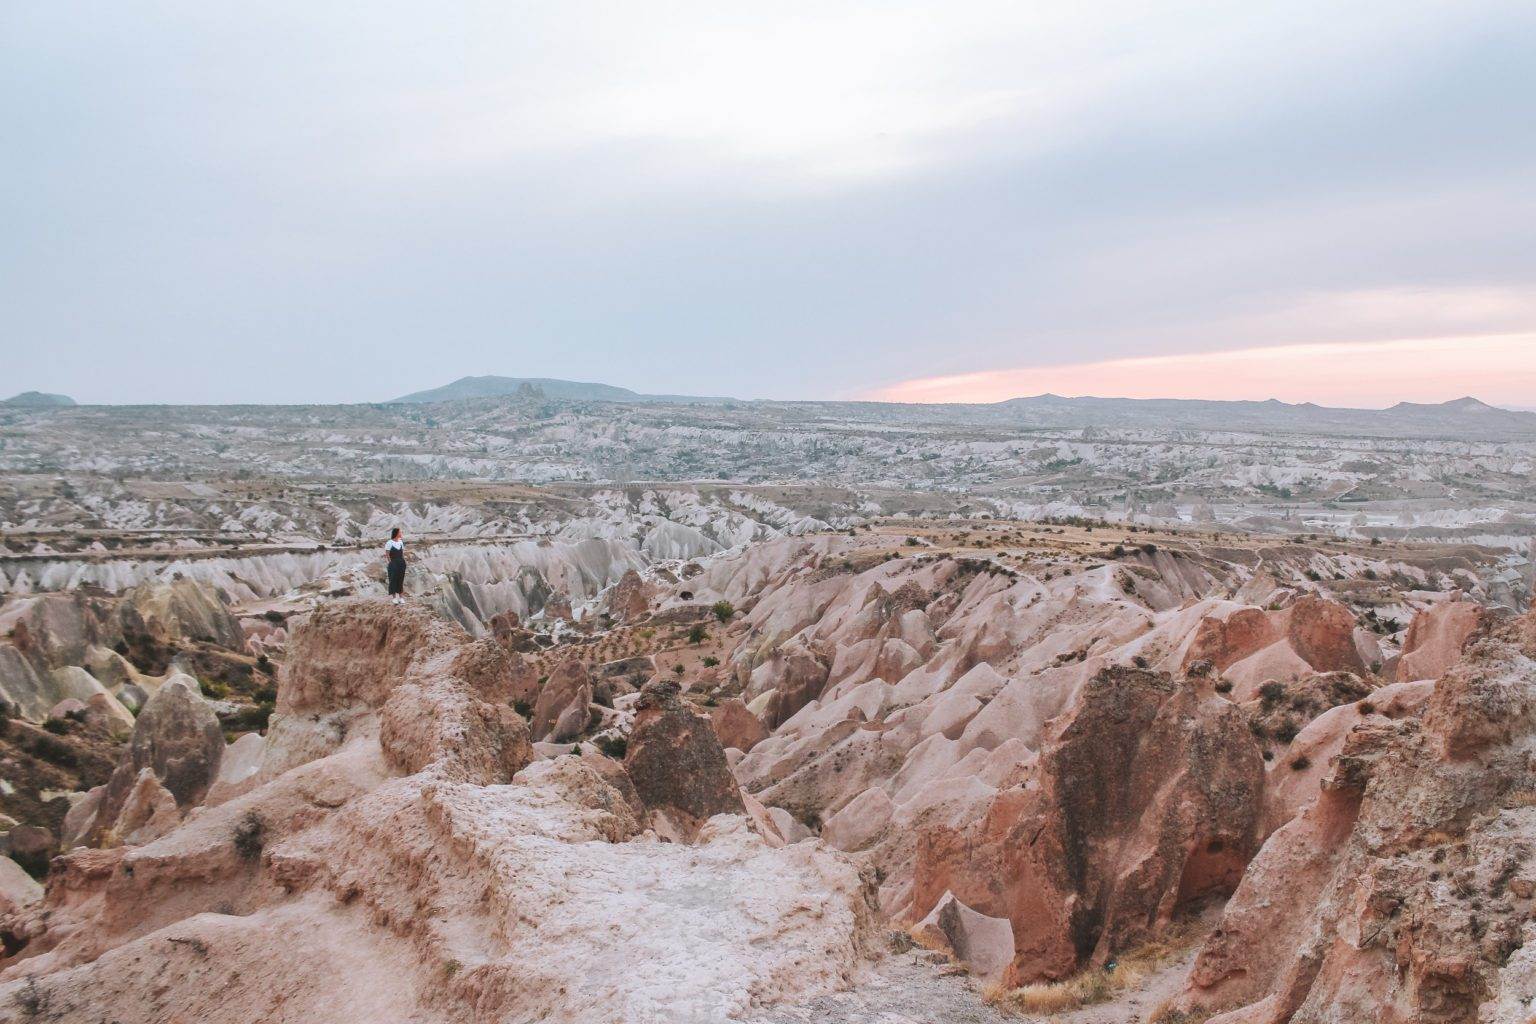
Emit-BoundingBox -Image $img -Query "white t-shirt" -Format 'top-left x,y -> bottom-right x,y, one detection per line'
386,539 -> 403,552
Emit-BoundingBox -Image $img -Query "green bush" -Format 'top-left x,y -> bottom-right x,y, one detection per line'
711,600 -> 736,623
593,735 -> 627,759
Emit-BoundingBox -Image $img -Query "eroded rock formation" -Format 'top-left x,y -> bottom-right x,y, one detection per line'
0,600 -> 877,1022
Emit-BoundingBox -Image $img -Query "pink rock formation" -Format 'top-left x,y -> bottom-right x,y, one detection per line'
0,599 -> 878,1023
530,658 -> 592,743
912,667 -> 1264,983
710,696 -> 769,752
1182,595 -> 1381,700
604,568 -> 656,622
912,891 -> 1016,986
1177,609 -> 1536,1023
85,674 -> 224,845
1396,596 -> 1490,681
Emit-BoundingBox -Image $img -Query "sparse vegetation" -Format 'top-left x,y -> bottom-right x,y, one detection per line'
711,600 -> 735,622
233,811 -> 265,861
593,734 -> 628,759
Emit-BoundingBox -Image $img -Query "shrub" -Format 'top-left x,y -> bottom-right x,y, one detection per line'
1273,717 -> 1300,744
672,664 -> 685,676
233,811 -> 265,861
512,699 -> 533,718
702,656 -> 719,668
711,600 -> 735,622
42,718 -> 69,736
687,625 -> 708,645
593,735 -> 628,759
1213,678 -> 1234,694
1258,681 -> 1286,706
199,678 -> 229,700
1290,755 -> 1312,771
904,537 -> 920,546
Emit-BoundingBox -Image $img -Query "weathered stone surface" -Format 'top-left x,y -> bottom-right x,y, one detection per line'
913,667 -> 1265,983
0,600 -> 877,1024
1396,596 -> 1490,682
710,697 -> 769,752
604,569 -> 656,622
530,659 -> 593,743
913,890 -> 1016,986
1178,609 -> 1536,1023
625,678 -> 745,835
0,855 -> 42,917
87,674 -> 223,845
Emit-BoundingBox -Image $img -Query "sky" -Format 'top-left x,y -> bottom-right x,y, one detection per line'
2,2 -> 1534,408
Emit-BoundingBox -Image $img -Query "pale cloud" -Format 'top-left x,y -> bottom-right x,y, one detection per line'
2,2 -> 1534,404
868,335 -> 1536,408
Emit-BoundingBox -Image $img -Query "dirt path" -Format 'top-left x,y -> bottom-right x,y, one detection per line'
749,944 -> 1199,1024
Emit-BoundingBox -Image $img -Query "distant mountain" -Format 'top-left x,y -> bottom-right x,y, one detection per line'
1,391 -> 75,408
386,379 -> 1536,438
969,394 -> 1536,438
386,375 -> 726,405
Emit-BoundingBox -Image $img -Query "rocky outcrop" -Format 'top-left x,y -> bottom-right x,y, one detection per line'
1396,596 -> 1491,681
85,675 -> 223,846
710,697 -> 768,752
912,667 -> 1265,983
912,891 -> 1016,987
530,658 -> 592,743
625,679 -> 745,836
603,569 -> 656,622
0,599 -> 876,1023
1183,595 -> 1381,700
1176,609 -> 1536,1023
0,592 -> 120,719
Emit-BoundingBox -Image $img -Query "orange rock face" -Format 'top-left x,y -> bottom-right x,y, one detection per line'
912,667 -> 1265,984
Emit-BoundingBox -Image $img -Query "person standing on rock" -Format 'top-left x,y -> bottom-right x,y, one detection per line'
385,527 -> 407,604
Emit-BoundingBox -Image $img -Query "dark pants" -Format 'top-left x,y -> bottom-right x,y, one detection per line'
387,560 -> 405,595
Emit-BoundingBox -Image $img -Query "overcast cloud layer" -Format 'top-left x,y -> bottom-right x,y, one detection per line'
3,2 -> 1534,406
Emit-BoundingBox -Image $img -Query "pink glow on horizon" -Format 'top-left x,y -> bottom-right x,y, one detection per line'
865,334 -> 1536,408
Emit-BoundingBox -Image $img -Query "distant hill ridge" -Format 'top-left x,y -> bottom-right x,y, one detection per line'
1,391 -> 75,408
386,375 -> 725,405
384,376 -> 1536,438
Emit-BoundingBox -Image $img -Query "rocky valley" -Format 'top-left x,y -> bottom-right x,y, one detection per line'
0,389 -> 1533,1023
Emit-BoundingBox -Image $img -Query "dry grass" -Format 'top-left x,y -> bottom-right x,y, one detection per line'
988,960 -> 1148,1014
987,916 -> 1209,1017
1146,1008 -> 1213,1024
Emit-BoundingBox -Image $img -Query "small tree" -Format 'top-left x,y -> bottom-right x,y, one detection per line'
687,624 -> 708,645
711,600 -> 735,623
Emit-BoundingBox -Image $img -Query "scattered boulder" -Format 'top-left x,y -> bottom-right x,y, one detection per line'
913,891 -> 1016,986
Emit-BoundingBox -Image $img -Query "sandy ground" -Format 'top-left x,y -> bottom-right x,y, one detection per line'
748,943 -> 1199,1024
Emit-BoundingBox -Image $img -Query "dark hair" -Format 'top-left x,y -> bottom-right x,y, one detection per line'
391,527 -> 401,540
